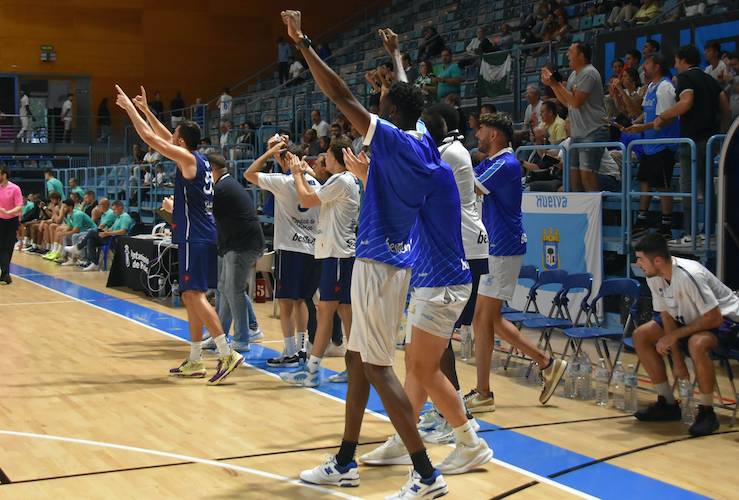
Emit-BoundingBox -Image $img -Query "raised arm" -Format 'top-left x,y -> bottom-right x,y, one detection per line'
380,28 -> 408,84
286,153 -> 322,208
541,68 -> 589,109
132,86 -> 173,142
282,10 -> 371,136
244,140 -> 286,186
115,85 -> 197,179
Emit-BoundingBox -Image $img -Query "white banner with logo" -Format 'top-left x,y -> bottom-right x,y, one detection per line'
510,192 -> 602,319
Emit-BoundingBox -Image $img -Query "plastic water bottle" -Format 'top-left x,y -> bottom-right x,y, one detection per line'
577,353 -> 593,400
171,280 -> 180,307
564,357 -> 579,399
595,358 -> 610,406
460,325 -> 473,362
624,364 -> 638,413
612,361 -> 625,410
678,378 -> 694,425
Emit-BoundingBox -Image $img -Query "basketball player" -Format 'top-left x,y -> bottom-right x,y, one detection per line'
244,138 -> 320,367
281,11 -> 448,496
467,112 -> 567,411
633,234 -> 739,436
115,85 -> 243,385
280,137 -> 360,388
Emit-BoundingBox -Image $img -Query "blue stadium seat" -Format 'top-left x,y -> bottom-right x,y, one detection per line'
592,14 -> 606,27
580,16 -> 593,30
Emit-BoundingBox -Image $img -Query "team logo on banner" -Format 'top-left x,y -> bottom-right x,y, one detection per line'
542,228 -> 560,270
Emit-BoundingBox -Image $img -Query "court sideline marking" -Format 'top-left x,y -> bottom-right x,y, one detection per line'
0,429 -> 360,499
8,264 -> 709,499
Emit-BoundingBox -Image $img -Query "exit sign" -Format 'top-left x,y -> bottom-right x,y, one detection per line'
40,45 -> 56,62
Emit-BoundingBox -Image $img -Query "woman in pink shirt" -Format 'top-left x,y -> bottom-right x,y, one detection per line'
0,165 -> 24,284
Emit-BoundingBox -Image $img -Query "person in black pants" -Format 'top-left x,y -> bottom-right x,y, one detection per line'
0,165 -> 25,284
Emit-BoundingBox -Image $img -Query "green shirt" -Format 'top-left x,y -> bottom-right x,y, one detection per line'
68,209 -> 96,231
21,201 -> 35,216
100,209 -> 117,228
111,212 -> 134,233
434,63 -> 463,99
46,178 -> 65,199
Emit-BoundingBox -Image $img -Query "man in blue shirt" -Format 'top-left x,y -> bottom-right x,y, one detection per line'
466,112 -> 567,413
281,10 -> 478,497
434,48 -> 463,100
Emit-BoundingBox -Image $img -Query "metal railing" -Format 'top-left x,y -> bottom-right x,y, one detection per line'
705,134 -> 725,252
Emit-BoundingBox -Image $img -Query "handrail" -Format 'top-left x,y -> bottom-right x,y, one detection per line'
705,134 -> 725,253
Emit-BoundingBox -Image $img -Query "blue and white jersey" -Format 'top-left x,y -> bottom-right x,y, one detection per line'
642,77 -> 680,155
173,151 -> 217,244
474,147 -> 527,256
360,114 -> 470,287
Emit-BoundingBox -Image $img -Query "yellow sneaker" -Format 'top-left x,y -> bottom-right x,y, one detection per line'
463,389 -> 496,413
207,350 -> 244,385
169,359 -> 207,378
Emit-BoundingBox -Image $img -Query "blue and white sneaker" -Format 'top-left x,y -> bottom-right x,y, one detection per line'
299,455 -> 360,487
248,328 -> 264,343
280,368 -> 320,387
385,469 -> 448,499
417,407 -> 444,431
327,370 -> 348,383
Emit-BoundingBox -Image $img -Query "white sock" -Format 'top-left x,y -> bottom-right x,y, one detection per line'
307,355 -> 322,373
55,243 -> 61,252
23,237 -> 29,245
297,331 -> 307,352
457,390 -> 467,414
284,336 -> 297,357
189,342 -> 202,362
453,420 -> 479,447
214,334 -> 230,357
699,393 -> 713,406
655,382 -> 675,404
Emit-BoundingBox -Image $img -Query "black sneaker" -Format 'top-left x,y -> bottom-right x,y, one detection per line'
658,226 -> 673,240
0,274 -> 11,285
631,224 -> 650,239
688,405 -> 719,436
266,353 -> 301,368
634,396 -> 681,421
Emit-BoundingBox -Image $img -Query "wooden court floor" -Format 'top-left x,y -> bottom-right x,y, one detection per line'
1,252 -> 738,499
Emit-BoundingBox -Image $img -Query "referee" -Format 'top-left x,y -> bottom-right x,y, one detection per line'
0,165 -> 25,285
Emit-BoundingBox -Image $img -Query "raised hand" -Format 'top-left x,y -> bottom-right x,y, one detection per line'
343,147 -> 369,183
281,10 -> 303,44
114,85 -> 135,113
379,28 -> 399,55
133,85 -> 149,113
541,67 -> 554,86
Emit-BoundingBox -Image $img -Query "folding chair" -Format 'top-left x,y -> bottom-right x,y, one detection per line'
503,269 -> 569,323
500,264 -> 538,314
561,278 -> 640,379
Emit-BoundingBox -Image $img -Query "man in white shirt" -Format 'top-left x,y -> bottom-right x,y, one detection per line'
16,90 -> 31,142
633,234 -> 739,437
244,136 -> 320,367
289,56 -> 305,85
62,94 -> 73,143
522,85 -> 542,128
704,41 -> 731,86
217,88 -> 233,121
311,110 -> 330,138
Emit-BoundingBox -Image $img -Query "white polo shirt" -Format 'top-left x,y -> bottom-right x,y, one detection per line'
315,171 -> 360,259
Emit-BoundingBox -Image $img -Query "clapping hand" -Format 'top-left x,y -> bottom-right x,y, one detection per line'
343,148 -> 370,184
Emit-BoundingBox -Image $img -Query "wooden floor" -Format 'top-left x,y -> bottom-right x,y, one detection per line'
1,251 -> 738,499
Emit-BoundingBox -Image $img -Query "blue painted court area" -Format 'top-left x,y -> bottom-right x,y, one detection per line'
10,263 -> 708,500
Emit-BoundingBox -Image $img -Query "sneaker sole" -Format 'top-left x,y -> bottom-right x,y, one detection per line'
249,332 -> 264,343
437,445 -> 494,475
267,360 -> 300,368
169,371 -> 207,378
467,403 -> 495,414
540,360 -> 568,405
359,454 -> 412,466
207,354 -> 245,385
299,474 -> 360,488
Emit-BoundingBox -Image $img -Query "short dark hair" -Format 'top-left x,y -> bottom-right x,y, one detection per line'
623,67 -> 641,87
676,45 -> 701,67
49,191 -> 61,201
480,103 -> 497,114
0,165 -> 8,177
441,47 -> 452,55
613,58 -> 624,66
44,168 -> 54,176
278,128 -> 291,139
85,190 -> 95,197
706,41 -> 721,53
386,82 -> 425,124
176,120 -> 201,149
207,153 -> 228,171
541,100 -> 558,116
645,39 -> 660,52
634,233 -> 671,260
626,49 -> 641,63
328,137 -> 352,167
112,200 -> 124,209
576,42 -> 592,63
421,107 -> 448,145
646,53 -> 671,78
479,112 -> 513,142
62,199 -> 75,208
380,60 -> 394,71
427,102 -> 459,132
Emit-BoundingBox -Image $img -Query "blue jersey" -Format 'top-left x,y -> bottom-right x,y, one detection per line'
360,114 -> 470,287
474,148 -> 527,256
642,78 -> 680,155
173,151 -> 217,244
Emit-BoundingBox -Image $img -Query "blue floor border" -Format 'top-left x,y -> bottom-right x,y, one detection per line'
10,263 -> 708,499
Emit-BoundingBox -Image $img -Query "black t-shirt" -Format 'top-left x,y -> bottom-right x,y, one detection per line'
213,173 -> 265,256
21,205 -> 40,223
84,200 -> 98,218
675,67 -> 723,141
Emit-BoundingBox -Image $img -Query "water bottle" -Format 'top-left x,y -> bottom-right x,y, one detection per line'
595,358 -> 610,406
612,361 -> 625,411
171,280 -> 180,307
624,364 -> 638,413
577,353 -> 593,400
460,325 -> 473,362
564,357 -> 579,399
678,378 -> 694,425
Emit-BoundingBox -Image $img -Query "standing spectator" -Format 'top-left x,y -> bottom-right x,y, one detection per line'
218,88 -> 233,121
44,169 -> 65,199
640,39 -> 660,82
465,111 -> 480,150
97,97 -> 111,142
417,25 -> 444,61
316,43 -> 331,60
301,128 -> 321,156
704,41 -> 732,87
434,48 -> 464,100
402,54 -> 418,85
288,56 -> 305,85
612,58 -> 625,78
170,91 -> 185,129
625,53 -> 681,239
0,165 -> 24,285
625,49 -> 642,74
193,97 -> 205,130
610,67 -> 644,120
61,93 -> 73,143
414,60 -> 437,105
444,93 -> 467,134
277,36 -> 293,84
492,24 -> 514,51
69,178 -> 85,199
466,27 -> 493,56
318,135 -> 330,153
542,42 -> 609,191
219,120 -> 236,149
311,110 -> 330,138
633,0 -> 661,24
149,91 -> 164,118
16,89 -> 32,143
654,45 -> 731,242
480,103 -> 497,115
538,100 -> 567,144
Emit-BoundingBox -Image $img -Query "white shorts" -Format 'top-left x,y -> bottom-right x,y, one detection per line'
405,284 -> 471,343
347,259 -> 411,366
478,255 -> 524,301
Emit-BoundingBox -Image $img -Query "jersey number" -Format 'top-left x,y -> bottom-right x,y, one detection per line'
203,171 -> 214,196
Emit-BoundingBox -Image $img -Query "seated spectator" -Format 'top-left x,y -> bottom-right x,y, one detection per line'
142,165 -> 152,187
480,103 -> 497,115
417,25 -> 444,61
607,0 -> 640,26
236,122 -> 255,148
523,127 -> 564,192
18,194 -> 43,251
466,27 -> 493,56
402,53 -> 418,85
198,137 -> 216,155
633,0 -> 660,23
219,120 -> 236,149
142,146 -> 162,165
56,198 -> 97,265
552,12 -> 571,41
69,191 -> 83,211
334,113 -> 351,135
349,125 -> 364,155
301,128 -> 321,157
76,200 -> 135,271
491,24 -> 514,51
81,190 -> 97,218
625,49 -> 642,81
434,48 -> 463,100
729,53 -> 739,119
704,41 -> 732,87
414,60 -> 437,105
310,110 -> 330,138
153,164 -> 171,187
539,100 -> 567,144
524,85 -> 543,129
465,111 -> 480,150
318,135 -> 330,153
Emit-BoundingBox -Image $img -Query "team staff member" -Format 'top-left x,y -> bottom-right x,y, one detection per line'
633,234 -> 739,436
0,165 -> 24,285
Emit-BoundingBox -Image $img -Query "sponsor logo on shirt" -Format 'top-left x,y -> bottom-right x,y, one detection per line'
292,233 -> 316,244
386,238 -> 412,254
477,231 -> 489,244
461,259 -> 470,271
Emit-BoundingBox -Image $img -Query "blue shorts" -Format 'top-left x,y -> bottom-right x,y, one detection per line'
652,313 -> 739,350
454,258 -> 490,329
275,249 -> 321,300
179,242 -> 217,293
319,257 -> 354,304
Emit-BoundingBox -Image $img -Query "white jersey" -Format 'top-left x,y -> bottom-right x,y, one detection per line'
257,172 -> 319,255
315,171 -> 360,259
647,256 -> 739,325
20,95 -> 29,117
218,93 -> 233,117
62,99 -> 72,121
439,133 -> 489,260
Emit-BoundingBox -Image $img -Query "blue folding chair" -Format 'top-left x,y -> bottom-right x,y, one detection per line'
561,278 -> 640,378
501,265 -> 538,314
503,269 -> 569,323
100,236 -> 116,271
